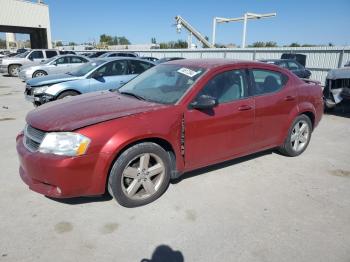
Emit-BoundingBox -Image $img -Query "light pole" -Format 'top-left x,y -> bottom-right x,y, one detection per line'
212,12 -> 276,48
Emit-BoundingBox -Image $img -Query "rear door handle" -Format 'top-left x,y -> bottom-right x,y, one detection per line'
238,105 -> 253,111
284,96 -> 296,101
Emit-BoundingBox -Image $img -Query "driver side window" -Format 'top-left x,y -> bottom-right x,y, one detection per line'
197,70 -> 247,104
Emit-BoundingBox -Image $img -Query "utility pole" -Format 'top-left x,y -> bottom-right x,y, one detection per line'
212,12 -> 276,48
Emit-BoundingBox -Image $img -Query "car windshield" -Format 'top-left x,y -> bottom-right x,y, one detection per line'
67,60 -> 105,77
118,64 -> 205,104
16,51 -> 30,58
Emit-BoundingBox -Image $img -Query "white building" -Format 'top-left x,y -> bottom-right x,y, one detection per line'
0,0 -> 52,48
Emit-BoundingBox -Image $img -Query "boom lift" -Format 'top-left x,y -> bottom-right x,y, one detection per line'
175,15 -> 214,48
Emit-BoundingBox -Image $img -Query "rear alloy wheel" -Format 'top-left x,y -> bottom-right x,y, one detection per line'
108,142 -> 171,207
278,114 -> 312,157
33,70 -> 47,78
8,65 -> 20,77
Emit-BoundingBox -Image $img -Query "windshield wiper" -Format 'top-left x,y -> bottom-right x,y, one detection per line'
119,91 -> 146,101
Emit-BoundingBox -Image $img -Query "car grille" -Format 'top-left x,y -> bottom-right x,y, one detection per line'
23,124 -> 46,152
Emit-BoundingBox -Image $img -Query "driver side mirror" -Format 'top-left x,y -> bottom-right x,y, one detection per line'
190,95 -> 218,110
28,56 -> 33,61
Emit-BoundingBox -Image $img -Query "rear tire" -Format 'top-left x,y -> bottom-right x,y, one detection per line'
56,90 -> 79,100
278,114 -> 312,157
32,70 -> 48,78
108,142 -> 171,207
8,64 -> 20,77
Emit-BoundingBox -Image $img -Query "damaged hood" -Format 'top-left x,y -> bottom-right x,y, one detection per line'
26,91 -> 167,131
26,73 -> 81,87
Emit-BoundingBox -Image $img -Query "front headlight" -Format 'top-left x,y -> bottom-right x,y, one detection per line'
39,132 -> 91,156
33,86 -> 49,95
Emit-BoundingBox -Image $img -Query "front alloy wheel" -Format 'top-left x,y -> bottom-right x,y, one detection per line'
8,65 -> 20,77
108,142 -> 171,207
121,153 -> 165,200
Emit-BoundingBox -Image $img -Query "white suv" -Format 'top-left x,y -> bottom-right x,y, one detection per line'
0,49 -> 59,77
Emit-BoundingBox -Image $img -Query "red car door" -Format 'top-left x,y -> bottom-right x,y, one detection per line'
249,68 -> 297,149
184,68 -> 255,170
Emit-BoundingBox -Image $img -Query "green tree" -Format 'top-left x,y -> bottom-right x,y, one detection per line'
118,36 -> 131,45
68,42 -> 76,46
112,36 -> 119,45
159,42 -> 169,49
301,44 -> 317,47
251,41 -> 266,47
100,34 -> 113,45
265,41 -> 277,47
55,41 -> 63,47
289,42 -> 300,47
173,40 -> 188,49
151,37 -> 157,44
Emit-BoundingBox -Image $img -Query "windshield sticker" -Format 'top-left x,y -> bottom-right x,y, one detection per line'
177,67 -> 200,78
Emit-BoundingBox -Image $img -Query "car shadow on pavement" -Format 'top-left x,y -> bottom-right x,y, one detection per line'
171,149 -> 274,184
47,149 -> 274,205
140,245 -> 184,262
46,193 -> 113,205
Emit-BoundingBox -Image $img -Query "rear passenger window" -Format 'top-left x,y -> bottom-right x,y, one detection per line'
251,69 -> 287,95
71,57 -> 87,63
45,51 -> 57,58
129,60 -> 154,74
198,70 -> 247,104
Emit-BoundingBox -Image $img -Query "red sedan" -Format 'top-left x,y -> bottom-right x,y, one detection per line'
16,59 -> 323,207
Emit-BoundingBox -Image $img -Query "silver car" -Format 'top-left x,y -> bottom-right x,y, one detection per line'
0,49 -> 60,76
18,55 -> 90,81
24,57 -> 155,106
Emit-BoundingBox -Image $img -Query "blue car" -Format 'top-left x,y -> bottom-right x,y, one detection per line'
24,57 -> 155,106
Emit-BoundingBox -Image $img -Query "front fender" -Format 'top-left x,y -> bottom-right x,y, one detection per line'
45,79 -> 87,96
45,83 -> 67,96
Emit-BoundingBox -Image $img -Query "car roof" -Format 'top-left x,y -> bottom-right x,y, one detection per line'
260,59 -> 296,63
92,57 -> 156,64
166,58 -> 271,69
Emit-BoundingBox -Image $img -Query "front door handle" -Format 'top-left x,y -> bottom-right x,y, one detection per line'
284,96 -> 296,101
238,105 -> 253,111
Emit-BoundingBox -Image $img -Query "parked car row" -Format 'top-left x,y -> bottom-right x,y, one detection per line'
25,57 -> 155,106
16,58 -> 324,207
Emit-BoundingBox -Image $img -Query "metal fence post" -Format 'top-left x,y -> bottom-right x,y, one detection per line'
338,49 -> 344,68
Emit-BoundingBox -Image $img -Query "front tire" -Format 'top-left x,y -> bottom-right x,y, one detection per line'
56,90 -> 79,100
108,142 -> 171,207
32,70 -> 47,78
8,64 -> 20,77
278,114 -> 312,157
